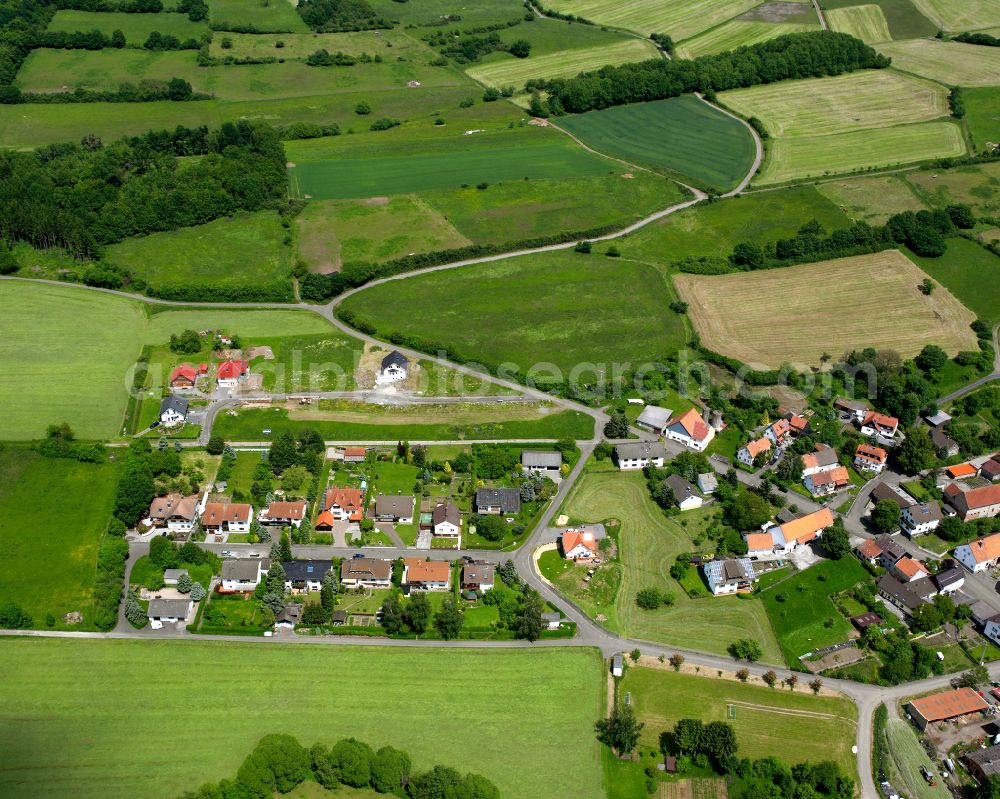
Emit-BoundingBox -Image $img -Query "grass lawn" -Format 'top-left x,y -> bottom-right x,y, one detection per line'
905,238 -> 1000,324
228,451 -> 263,496
920,641 -> 973,674
622,667 -> 857,775
675,250 -> 978,368
557,96 -> 757,193
905,162 -> 1000,218
47,9 -> 208,43
886,719 -> 951,799
759,558 -> 870,667
207,29 -> 424,60
541,0 -> 759,39
104,211 -> 292,289
0,639 -> 604,799
0,447 -> 119,629
965,87 -> 1000,153
338,250 -> 685,378
208,0 -> 309,32
561,471 -> 783,662
906,0 -> 997,30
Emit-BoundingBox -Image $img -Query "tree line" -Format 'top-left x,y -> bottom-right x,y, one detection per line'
533,31 -> 890,114
296,0 -> 392,33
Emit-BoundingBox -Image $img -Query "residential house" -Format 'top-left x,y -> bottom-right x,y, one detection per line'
854,444 -> 888,474
664,408 -> 717,451
801,444 -> 840,477
966,746 -> 1000,782
521,450 -> 562,472
859,411 -> 900,443
945,483 -> 1000,522
697,472 -> 718,494
274,604 -> 301,630
159,395 -> 189,426
201,502 -> 253,534
216,359 -> 249,389
934,564 -> 965,594
856,538 -> 885,566
932,428 -> 960,458
635,405 -> 672,435
834,397 -> 871,421
169,364 -> 198,389
664,474 -> 703,511
282,560 -> 333,593
377,350 -> 409,384
402,559 -> 451,591
475,488 -> 520,516
343,447 -> 367,463
851,612 -> 883,631
147,598 -> 192,624
891,557 -> 928,583
804,465 -> 850,497
432,501 -> 461,540
744,508 -> 834,557
907,688 -> 988,731
704,558 -> 757,596
163,568 -> 188,586
340,557 -> 391,588
561,529 -> 599,561
613,442 -> 667,471
461,562 -> 494,595
982,457 -> 1000,482
221,558 -> 269,592
541,611 -> 561,630
788,414 -> 810,437
374,494 -> 415,524
955,532 -> 1000,572
737,437 -> 771,467
260,501 -> 308,528
877,574 -> 934,618
900,502 -> 942,537
323,487 -> 364,522
765,418 -> 791,446
148,493 -> 200,533
874,534 -> 906,569
868,481 -> 916,509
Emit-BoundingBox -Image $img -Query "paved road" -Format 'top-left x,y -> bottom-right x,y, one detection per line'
935,325 -> 1000,406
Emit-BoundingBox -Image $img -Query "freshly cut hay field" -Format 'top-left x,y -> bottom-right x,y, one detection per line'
557,95 -> 757,192
674,250 -> 978,367
821,0 -> 938,38
817,174 -> 926,224
207,29 -> 427,60
208,0 -> 308,32
47,9 -> 208,42
719,70 -> 949,137
368,0 -> 524,29
0,639 -> 604,799
755,120 -> 965,185
908,0 -> 998,31
826,4 -> 892,42
875,40 -> 1000,88
674,20 -> 819,59
465,39 -> 658,88
541,0 -> 760,39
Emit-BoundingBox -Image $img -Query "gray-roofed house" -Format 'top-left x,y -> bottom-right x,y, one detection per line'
704,558 -> 757,595
982,458 -> 1000,483
931,427 -> 959,458
147,597 -> 192,623
281,560 -> 333,593
521,450 -> 563,471
874,534 -> 907,567
331,610 -> 348,626
374,494 -> 415,524
925,410 -> 952,427
664,474 -> 703,511
377,350 -> 408,384
159,395 -> 189,426
432,501 -> 461,539
868,482 -> 916,509
901,502 -> 943,537
541,611 -> 561,630
967,746 -> 1000,781
221,558 -> 270,592
636,405 -> 672,435
697,472 -> 718,494
461,562 -> 495,595
163,568 -> 188,586
275,604 -> 301,629
934,565 -> 965,594
475,488 -> 521,516
877,574 -> 932,617
614,441 -> 667,471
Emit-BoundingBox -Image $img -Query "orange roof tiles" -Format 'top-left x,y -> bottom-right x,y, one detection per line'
562,529 -> 598,556
265,501 -> 307,520
948,463 -> 978,478
780,508 -> 835,544
743,438 -> 772,458
746,533 -> 775,551
811,466 -> 850,486
857,539 -> 883,559
315,511 -> 336,528
894,557 -> 926,579
404,559 -> 451,584
856,444 -> 888,464
909,688 -> 988,722
670,408 -> 711,442
964,532 -> 1000,563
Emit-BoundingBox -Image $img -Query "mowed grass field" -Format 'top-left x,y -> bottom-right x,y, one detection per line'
876,40 -> 1000,87
622,667 -> 857,775
47,9 -> 208,42
466,39 -> 658,89
337,250 -> 686,377
966,87 -> 1000,151
208,0 -> 308,32
542,0 -> 760,39
0,639 -> 605,799
817,174 -> 926,224
674,20 -> 820,59
908,0 -> 998,30
0,448 -> 119,629
674,250 -> 979,367
557,96 -> 757,192
561,471 -> 783,663
826,4 -> 892,42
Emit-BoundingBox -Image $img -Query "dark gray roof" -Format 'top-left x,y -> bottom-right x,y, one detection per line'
475,488 -> 521,514
931,428 -> 957,452
614,441 -> 667,461
163,568 -> 188,581
281,560 -> 333,582
869,482 -> 915,508
905,502 -> 943,523
874,534 -> 906,563
275,604 -> 301,624
147,598 -> 191,619
221,558 -> 268,582
331,610 -> 348,623
521,450 -> 562,469
432,501 -> 460,527
877,574 -> 929,612
375,494 -> 414,517
159,395 -> 189,417
967,745 -> 1000,777
665,474 -> 697,504
934,567 -> 964,591
541,612 -> 560,623
462,562 -> 494,585
381,350 -> 408,370
776,508 -> 800,524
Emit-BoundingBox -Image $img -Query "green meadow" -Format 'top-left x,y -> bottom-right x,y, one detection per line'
47,9 -> 209,43
208,0 -> 309,33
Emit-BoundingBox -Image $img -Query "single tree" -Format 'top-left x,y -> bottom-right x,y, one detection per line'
434,596 -> 464,640
404,593 -> 431,635
595,704 -> 644,755
514,590 -> 544,641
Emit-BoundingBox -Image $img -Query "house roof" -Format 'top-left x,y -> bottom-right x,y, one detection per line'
861,411 -> 899,430
521,450 -> 562,469
931,428 -> 958,452
769,419 -> 791,438
935,566 -> 964,591
147,598 -> 191,618
281,560 -> 333,582
475,488 -> 520,514
746,532 -> 777,552
857,539 -> 883,559
169,364 -> 197,383
562,529 -> 598,555
163,568 -> 188,581
316,510 -> 336,528
404,559 -> 451,584
893,557 -> 926,580
221,558 -> 268,581
265,501 -> 307,520
874,534 -> 906,562
904,502 -> 942,523
742,438 -> 772,458
344,446 -> 367,458
149,492 -> 199,521
201,502 -> 252,526
962,532 -> 1000,563
869,481 -> 915,508
341,558 -> 391,581
851,611 -> 882,629
950,485 -> 1000,515
432,501 -> 461,527
381,350 -> 408,370
159,395 -> 189,417
697,472 -> 718,492
636,405 -> 672,430
789,415 -> 810,433
925,410 -> 953,427
668,408 -> 711,442
777,508 -> 835,545
855,444 -> 888,464
275,604 -> 301,624
324,487 -> 364,510
665,474 -> 698,504
909,688 -> 988,722
801,444 -> 839,471
982,459 -> 1000,479
878,574 -> 929,611
375,494 -> 415,517
462,563 -> 494,585
704,558 -> 756,585
216,360 -> 248,379
810,466 -> 850,487
948,463 -> 978,478
966,745 -> 1000,777
614,441 -> 668,461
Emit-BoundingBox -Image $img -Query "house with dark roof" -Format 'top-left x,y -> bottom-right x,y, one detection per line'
868,481 -> 915,509
933,564 -> 965,594
982,457 -> 1000,482
220,558 -> 270,592
877,573 -> 933,617
664,474 -> 702,511
431,501 -> 461,539
275,604 -> 301,629
148,492 -> 200,533
967,746 -> 1000,782
475,488 -> 520,516
931,427 -> 959,458
800,444 -> 840,476
159,395 -> 189,426
851,612 -> 883,631
703,558 -> 757,596
874,534 -> 906,567
281,560 -> 333,593
461,562 -> 494,595
378,350 -> 408,384
614,441 -> 667,471
901,502 -> 942,537
374,494 -> 415,523
340,557 -> 391,588
147,598 -> 193,624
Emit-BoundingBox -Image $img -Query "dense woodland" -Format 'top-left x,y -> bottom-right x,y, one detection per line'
296,0 -> 391,33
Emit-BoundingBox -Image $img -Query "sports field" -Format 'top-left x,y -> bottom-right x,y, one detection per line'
47,9 -> 208,42
0,447 -> 119,629
622,667 -> 857,775
465,39 -> 658,89
0,639 -> 604,799
542,0 -> 760,39
561,471 -> 783,662
557,96 -> 757,192
337,250 -> 686,378
675,250 -> 979,367
674,20 -> 819,59
208,0 -> 308,32
966,88 -> 1000,151
876,40 -> 1000,88
104,211 -> 292,287
908,0 -> 997,30
826,4 -> 892,42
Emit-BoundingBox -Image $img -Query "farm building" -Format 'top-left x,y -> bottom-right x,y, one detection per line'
966,746 -> 1000,782
907,688 -> 989,731
982,458 -> 1000,482
635,405 -> 672,435
744,508 -> 834,557
948,463 -> 978,479
614,441 -> 667,471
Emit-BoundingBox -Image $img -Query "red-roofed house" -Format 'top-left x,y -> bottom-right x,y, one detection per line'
737,437 -> 772,467
856,538 -> 884,565
216,360 -> 249,388
343,447 -> 367,463
765,419 -> 791,445
665,408 -> 716,451
402,558 -> 451,591
955,531 -> 1000,572
891,556 -> 928,583
561,529 -> 599,561
323,487 -> 364,522
945,483 -> 1000,522
804,465 -> 850,497
169,364 -> 198,388
854,444 -> 888,474
860,411 -> 899,442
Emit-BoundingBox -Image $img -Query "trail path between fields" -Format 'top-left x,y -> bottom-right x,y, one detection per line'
813,0 -> 829,30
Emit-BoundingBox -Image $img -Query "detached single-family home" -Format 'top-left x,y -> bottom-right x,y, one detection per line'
704,558 -> 757,596
860,411 -> 899,443
147,598 -> 192,624
984,614 -> 1000,647
877,574 -> 935,618
260,501 -> 308,528
835,397 -> 871,422
461,562 -> 494,595
375,494 -> 415,524
804,465 -> 850,497
801,444 -> 839,477
697,472 -> 718,494
901,502 -> 942,537
475,488 -> 520,516
403,559 -> 451,591
216,359 -> 249,389
282,560 -> 333,593
432,501 -> 461,539
765,418 -> 791,446
891,557 -> 928,583
274,604 -> 301,630
664,408 -> 716,451
560,528 -> 599,561
955,532 -> 1000,572
521,450 -> 562,472
856,538 -> 885,566
945,483 -> 1000,521
874,534 -> 906,568
932,428 -> 960,458
737,437 -> 771,467
854,444 -> 888,474
613,441 -> 667,471
788,414 -> 810,437
221,558 -> 269,592
343,446 -> 367,463
148,493 -> 200,533
201,501 -> 253,534
169,364 -> 198,389
934,564 -> 965,594
635,405 -> 672,436
159,395 -> 189,426
340,557 -> 391,588
323,487 -> 364,522
377,350 -> 408,384
664,474 -> 703,511
744,508 -> 834,557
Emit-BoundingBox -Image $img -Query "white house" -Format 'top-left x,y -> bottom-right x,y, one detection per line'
801,444 -> 839,477
432,501 -> 461,539
614,441 -> 666,471
860,411 -> 900,443
560,528 -> 599,561
704,558 -> 757,596
260,501 -> 308,528
635,405 -> 672,435
744,508 -> 834,557
737,437 -> 771,467
148,493 -> 199,533
201,501 -> 253,534
804,466 -> 850,497
340,557 -> 392,588
403,559 -> 451,591
375,494 -> 415,524
147,598 -> 192,624
216,359 -> 249,389
854,444 -> 888,474
664,474 -> 703,511
901,502 -> 943,537
377,350 -> 409,384
221,558 -> 268,592
955,533 -> 1000,573
521,450 -> 562,472
664,408 -> 717,451
159,395 -> 189,426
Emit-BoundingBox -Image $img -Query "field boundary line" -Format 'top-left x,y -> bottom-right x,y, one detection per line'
693,93 -> 763,195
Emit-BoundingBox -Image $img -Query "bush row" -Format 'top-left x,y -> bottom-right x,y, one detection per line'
93,536 -> 129,631
146,280 -> 295,303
